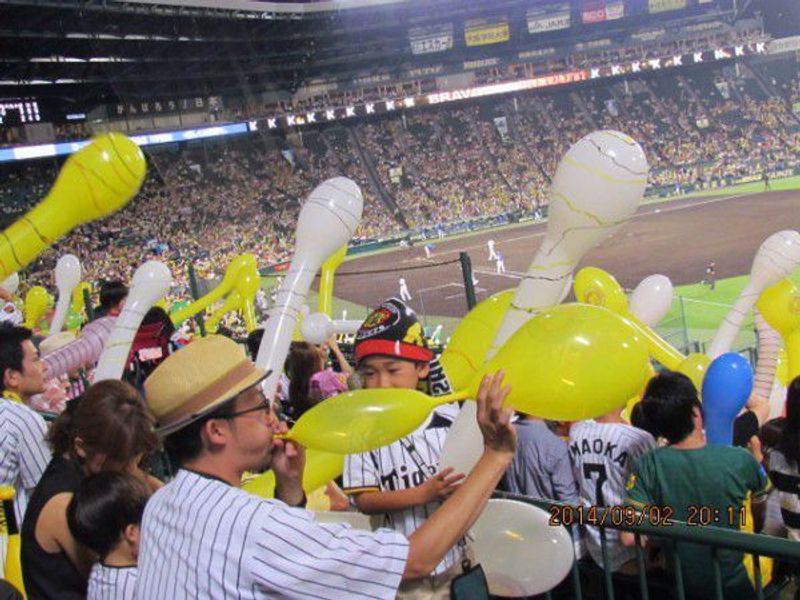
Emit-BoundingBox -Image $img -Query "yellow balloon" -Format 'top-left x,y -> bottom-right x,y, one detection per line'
757,279 -> 800,381
757,279 -> 799,335
206,291 -> 242,333
70,281 -> 92,315
242,450 -> 345,497
0,133 -> 144,281
622,363 -> 657,423
0,486 -> 25,598
476,303 -> 650,420
575,266 -> 684,369
235,263 -> 261,333
441,289 -> 513,390
171,254 -> 257,325
318,244 -> 347,316
285,303 -> 650,454
677,353 -> 712,394
24,286 -> 52,330
777,347 -> 790,387
574,267 -> 629,314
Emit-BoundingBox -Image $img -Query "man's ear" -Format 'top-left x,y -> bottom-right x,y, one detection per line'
202,418 -> 230,449
3,367 -> 19,391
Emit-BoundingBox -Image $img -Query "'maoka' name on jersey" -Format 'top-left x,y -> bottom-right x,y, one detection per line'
570,437 -> 631,469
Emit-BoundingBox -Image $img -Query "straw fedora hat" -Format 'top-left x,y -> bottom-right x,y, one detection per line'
144,335 -> 269,436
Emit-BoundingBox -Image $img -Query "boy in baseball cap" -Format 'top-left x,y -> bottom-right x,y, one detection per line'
344,298 -> 469,597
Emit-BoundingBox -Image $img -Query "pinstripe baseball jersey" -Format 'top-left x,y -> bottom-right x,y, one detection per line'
343,406 -> 460,576
135,469 -> 408,600
0,398 -> 51,524
87,564 -> 137,600
568,420 -> 655,572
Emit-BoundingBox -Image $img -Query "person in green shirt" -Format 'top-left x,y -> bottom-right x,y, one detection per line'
623,371 -> 770,600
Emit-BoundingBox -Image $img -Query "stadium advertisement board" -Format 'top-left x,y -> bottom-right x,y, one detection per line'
0,42 -> 768,158
526,3 -> 571,34
648,0 -> 687,13
581,0 -> 624,23
409,24 -> 453,56
464,18 -> 510,47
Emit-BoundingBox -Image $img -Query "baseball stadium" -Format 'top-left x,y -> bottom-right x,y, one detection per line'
1,0 -> 800,598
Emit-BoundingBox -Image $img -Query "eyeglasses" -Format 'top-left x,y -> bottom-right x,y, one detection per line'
219,390 -> 271,420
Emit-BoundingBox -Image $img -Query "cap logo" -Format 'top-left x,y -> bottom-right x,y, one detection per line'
357,302 -> 401,341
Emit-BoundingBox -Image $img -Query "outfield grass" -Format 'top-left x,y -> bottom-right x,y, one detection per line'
668,175 -> 800,200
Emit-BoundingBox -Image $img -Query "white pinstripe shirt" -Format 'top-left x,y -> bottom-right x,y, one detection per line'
87,564 -> 137,600
135,469 -> 408,600
343,407 -> 460,576
0,398 -> 51,524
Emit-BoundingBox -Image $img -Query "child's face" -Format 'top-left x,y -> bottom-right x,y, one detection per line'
358,356 -> 429,390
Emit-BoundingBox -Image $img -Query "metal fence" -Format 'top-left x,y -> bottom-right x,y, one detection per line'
495,492 -> 800,600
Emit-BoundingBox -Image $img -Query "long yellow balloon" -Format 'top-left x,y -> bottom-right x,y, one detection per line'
574,267 -> 684,369
281,303 -> 650,454
170,254 -> 257,325
440,289 -> 514,390
70,281 -> 92,316
1,486 -> 26,598
23,286 -> 52,330
242,450 -> 344,497
0,133 -> 144,281
236,262 -> 261,333
757,278 -> 800,381
205,291 -> 242,333
318,244 -> 347,316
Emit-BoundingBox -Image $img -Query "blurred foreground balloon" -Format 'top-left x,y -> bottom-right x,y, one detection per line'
0,133 -> 145,281
702,353 -> 754,445
471,499 -> 574,597
282,304 -> 650,454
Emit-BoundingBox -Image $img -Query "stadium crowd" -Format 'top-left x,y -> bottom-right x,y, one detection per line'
0,65 -> 798,298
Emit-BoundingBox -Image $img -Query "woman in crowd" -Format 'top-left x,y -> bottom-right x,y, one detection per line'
20,380 -> 160,599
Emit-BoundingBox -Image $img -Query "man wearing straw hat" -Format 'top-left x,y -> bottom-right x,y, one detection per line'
136,335 -> 516,599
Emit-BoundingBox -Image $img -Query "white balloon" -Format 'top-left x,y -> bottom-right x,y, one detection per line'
0,273 -> 19,296
471,499 -> 574,597
256,178 -> 363,400
50,254 -> 82,334
490,130 -> 648,354
302,312 -> 335,345
438,402 -> 483,474
94,261 -> 173,382
443,131 -> 648,476
708,230 -> 800,359
629,274 -> 673,327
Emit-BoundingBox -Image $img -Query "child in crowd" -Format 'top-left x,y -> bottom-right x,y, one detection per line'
66,472 -> 151,600
343,298 -> 468,597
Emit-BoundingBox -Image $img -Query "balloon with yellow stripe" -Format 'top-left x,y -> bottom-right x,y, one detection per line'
0,133 -> 145,282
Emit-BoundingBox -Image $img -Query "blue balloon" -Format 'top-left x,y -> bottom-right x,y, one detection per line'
701,352 -> 754,445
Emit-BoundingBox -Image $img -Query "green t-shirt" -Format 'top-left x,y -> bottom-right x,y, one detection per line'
624,444 -> 770,600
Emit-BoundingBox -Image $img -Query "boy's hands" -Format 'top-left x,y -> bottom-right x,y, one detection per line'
417,467 -> 466,503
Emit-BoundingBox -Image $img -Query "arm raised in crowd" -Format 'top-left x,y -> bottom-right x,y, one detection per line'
403,371 -> 516,579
